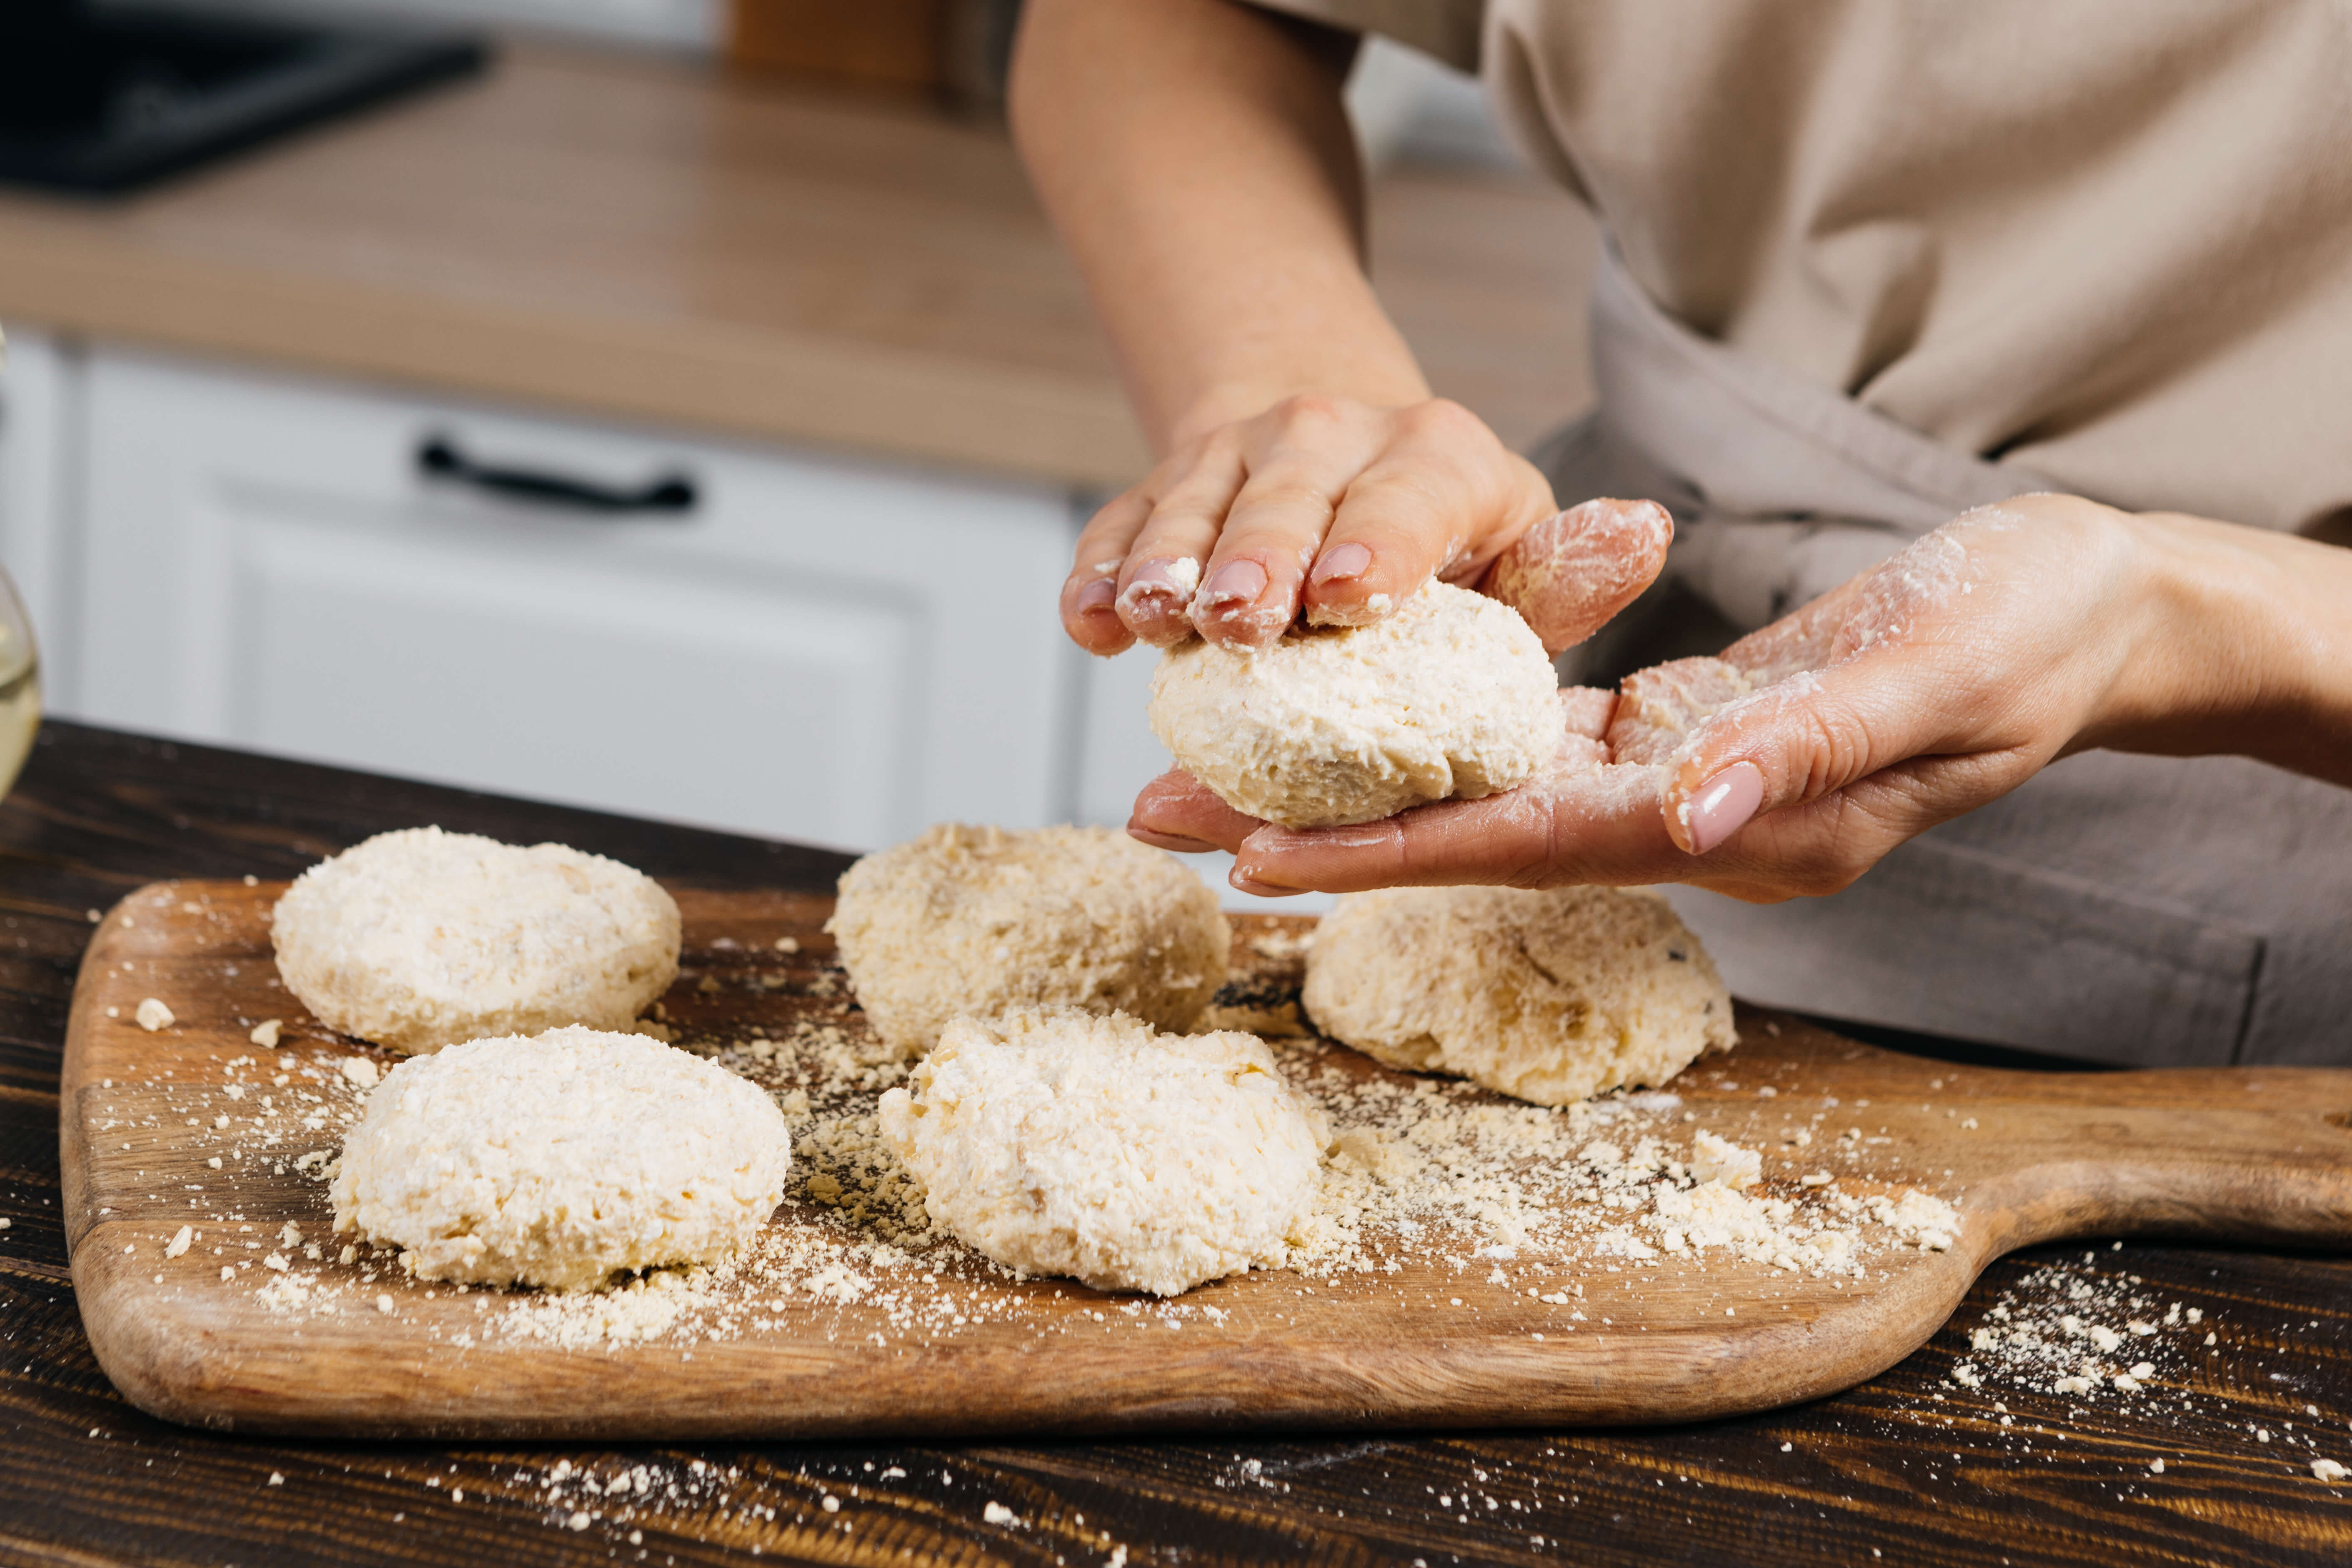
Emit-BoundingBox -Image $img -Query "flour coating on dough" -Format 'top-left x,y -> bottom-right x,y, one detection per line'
331,1027 -> 790,1290
1147,579 -> 1559,828
877,1009 -> 1328,1296
1303,886 -> 1734,1106
271,826 -> 680,1055
826,824 -> 1229,1053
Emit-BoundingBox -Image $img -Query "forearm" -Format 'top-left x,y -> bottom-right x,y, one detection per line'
2101,511 -> 2352,785
1009,0 -> 1429,452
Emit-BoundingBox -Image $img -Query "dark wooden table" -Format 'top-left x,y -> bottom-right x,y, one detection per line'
3,721 -> 2345,1568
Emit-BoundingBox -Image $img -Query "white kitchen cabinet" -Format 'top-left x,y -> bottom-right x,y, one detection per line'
71,347 -> 1085,851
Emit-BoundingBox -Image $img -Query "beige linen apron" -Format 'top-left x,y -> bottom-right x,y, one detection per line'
1540,246 -> 2352,1068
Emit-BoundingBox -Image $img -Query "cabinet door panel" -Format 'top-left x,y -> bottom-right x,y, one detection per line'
77,348 -> 1077,848
229,520 -> 917,850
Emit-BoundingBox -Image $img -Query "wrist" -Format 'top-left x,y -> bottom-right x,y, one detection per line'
2097,509 -> 2352,777
1164,377 -> 1432,454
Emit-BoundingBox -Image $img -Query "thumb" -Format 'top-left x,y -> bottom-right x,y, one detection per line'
1659,642 -> 1978,855
1482,498 -> 1673,654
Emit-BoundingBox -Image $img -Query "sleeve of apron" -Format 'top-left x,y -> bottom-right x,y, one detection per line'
1239,0 -> 1485,72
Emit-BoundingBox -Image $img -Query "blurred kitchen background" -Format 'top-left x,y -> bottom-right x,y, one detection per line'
0,0 -> 1597,894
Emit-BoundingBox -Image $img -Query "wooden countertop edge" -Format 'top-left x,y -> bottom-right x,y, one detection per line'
0,214 -> 1154,493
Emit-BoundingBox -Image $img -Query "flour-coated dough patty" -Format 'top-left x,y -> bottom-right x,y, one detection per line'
331,1026 -> 789,1290
1147,579 -> 1560,828
826,824 -> 1229,1053
1303,886 -> 1735,1105
877,1008 -> 1327,1296
272,826 -> 680,1055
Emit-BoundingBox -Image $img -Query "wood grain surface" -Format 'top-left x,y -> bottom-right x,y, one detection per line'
57,881 -> 2352,1443
3,721 -> 2349,1566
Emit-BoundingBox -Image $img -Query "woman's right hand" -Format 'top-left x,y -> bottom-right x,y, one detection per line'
1017,0 -> 1669,660
1058,394 -> 1561,654
1058,394 -> 1672,657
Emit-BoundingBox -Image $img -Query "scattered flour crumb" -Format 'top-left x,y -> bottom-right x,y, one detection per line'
1690,1130 -> 1762,1190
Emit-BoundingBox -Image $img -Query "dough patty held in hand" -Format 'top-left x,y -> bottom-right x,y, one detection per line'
272,827 -> 680,1055
827,824 -> 1229,1053
877,1009 -> 1328,1297
1148,578 -> 1560,829
331,1027 -> 790,1290
1303,886 -> 1735,1105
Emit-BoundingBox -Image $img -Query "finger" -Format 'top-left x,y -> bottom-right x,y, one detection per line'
1558,683 -> 1618,742
1224,692 -> 1620,895
1230,758 -> 1690,894
1116,442 -> 1248,646
1060,488 -> 1152,655
1676,753 -> 2013,902
1660,638 -> 2030,856
1603,657 -> 1759,767
1226,747 -> 1955,901
1302,403 -> 1555,629
1193,402 -> 1385,649
1481,498 -> 1673,654
1128,769 -> 1265,854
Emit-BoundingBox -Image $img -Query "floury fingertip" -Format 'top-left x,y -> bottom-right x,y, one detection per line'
1680,762 -> 1764,855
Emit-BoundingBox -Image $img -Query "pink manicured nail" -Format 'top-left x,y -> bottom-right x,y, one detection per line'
1197,558 -> 1269,612
1684,762 -> 1764,855
1117,558 -> 1202,624
1311,541 -> 1373,584
1075,577 -> 1116,613
1127,825 -> 1215,853
1229,866 -> 1303,898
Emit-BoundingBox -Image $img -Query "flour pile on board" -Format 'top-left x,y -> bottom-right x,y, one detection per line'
1281,1053 -> 1955,1285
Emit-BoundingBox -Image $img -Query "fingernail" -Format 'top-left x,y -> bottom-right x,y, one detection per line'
1196,559 -> 1268,612
1117,556 -> 1201,615
1683,761 -> 1764,855
1127,826 -> 1215,853
1229,866 -> 1303,898
1311,541 -> 1373,585
1075,577 -> 1116,614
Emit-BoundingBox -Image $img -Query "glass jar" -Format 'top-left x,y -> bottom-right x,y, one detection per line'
0,568 -> 40,798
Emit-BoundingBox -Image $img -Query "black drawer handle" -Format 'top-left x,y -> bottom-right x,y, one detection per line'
416,435 -> 698,516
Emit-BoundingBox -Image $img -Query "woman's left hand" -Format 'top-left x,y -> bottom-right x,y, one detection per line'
1134,493 -> 2352,900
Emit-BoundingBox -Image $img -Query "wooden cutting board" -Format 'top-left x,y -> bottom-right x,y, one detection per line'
60,880 -> 2352,1440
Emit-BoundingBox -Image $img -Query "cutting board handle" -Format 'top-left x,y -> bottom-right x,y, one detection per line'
1956,1067 -> 2352,1257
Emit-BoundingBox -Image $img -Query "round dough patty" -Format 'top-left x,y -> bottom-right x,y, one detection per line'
877,1009 -> 1328,1296
826,824 -> 1230,1053
331,1026 -> 790,1290
1147,579 -> 1560,828
272,827 -> 680,1055
1303,886 -> 1735,1105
